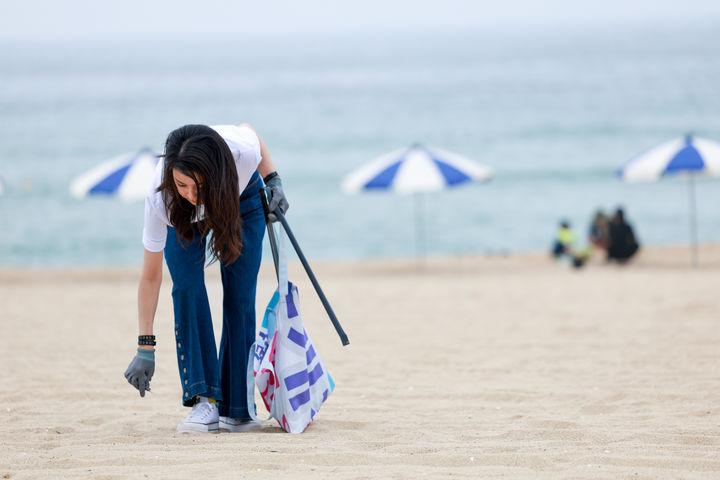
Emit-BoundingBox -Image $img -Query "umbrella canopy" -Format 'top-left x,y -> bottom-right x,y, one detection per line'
342,144 -> 492,259
70,148 -> 159,202
617,134 -> 720,182
342,143 -> 492,194
616,134 -> 720,266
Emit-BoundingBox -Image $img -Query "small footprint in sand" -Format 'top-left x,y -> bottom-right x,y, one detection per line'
51,426 -> 75,434
533,420 -> 579,429
322,419 -> 368,430
79,416 -> 106,426
580,404 -> 619,415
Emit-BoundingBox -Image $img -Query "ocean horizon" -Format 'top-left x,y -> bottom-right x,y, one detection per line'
1,23 -> 719,266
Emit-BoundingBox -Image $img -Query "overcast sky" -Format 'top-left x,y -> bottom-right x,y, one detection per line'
2,0 -> 719,40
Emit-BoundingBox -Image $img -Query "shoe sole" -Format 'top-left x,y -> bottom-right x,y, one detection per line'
177,421 -> 219,434
219,420 -> 262,433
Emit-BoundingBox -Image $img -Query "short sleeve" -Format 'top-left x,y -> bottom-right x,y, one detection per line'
142,197 -> 167,252
211,124 -> 262,191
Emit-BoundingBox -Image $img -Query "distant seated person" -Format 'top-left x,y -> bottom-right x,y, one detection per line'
552,220 -> 588,268
588,209 -> 609,251
607,208 -> 640,263
552,220 -> 575,258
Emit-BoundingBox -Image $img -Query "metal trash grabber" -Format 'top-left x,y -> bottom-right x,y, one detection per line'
260,189 -> 350,346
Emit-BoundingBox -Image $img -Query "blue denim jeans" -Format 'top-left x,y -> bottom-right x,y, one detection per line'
164,172 -> 264,418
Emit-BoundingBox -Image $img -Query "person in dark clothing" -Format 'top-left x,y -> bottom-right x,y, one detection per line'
607,208 -> 639,263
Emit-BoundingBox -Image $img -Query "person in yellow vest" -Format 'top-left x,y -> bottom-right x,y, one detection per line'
551,220 -> 588,268
552,220 -> 575,257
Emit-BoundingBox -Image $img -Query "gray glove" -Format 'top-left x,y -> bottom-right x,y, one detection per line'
265,174 -> 289,223
124,349 -> 155,397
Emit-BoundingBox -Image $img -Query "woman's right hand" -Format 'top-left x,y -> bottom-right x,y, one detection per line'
124,349 -> 155,397
131,249 -> 163,398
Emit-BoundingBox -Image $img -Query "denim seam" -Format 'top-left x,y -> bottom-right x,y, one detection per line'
186,380 -> 220,391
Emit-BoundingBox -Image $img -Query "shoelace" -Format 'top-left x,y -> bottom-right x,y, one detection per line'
189,402 -> 215,422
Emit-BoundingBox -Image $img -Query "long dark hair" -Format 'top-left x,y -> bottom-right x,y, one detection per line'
159,124 -> 242,264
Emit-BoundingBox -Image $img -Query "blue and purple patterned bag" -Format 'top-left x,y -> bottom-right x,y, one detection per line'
247,227 -> 335,433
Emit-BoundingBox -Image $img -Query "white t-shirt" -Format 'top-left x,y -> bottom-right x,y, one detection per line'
142,124 -> 262,252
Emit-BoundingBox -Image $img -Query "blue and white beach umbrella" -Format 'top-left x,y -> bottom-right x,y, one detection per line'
70,148 -> 159,202
342,143 -> 492,257
342,143 -> 492,194
617,134 -> 720,266
617,134 -> 720,183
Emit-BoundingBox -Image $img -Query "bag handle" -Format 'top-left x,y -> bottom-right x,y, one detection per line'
246,224 -> 288,422
246,343 -> 273,422
277,224 -> 289,297
260,189 -> 280,280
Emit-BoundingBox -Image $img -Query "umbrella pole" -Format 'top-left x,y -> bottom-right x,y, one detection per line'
414,193 -> 426,262
688,175 -> 699,268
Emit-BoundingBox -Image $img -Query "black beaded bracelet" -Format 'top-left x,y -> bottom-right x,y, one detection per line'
138,335 -> 156,346
263,171 -> 279,184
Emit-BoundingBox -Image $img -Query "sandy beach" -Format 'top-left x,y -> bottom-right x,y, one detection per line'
1,245 -> 719,479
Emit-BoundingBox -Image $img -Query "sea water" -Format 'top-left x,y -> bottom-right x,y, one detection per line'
1,24 -> 719,266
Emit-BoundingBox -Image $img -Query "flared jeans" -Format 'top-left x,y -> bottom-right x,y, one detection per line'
164,172 -> 265,419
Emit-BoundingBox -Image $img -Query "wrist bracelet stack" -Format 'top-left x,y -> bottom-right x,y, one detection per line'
138,335 -> 156,346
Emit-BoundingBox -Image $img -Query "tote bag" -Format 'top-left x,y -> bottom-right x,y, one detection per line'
247,227 -> 335,433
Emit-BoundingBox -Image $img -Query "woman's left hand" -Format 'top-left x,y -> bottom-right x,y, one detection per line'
265,175 -> 289,223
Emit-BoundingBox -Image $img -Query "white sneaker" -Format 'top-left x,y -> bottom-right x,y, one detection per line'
219,416 -> 262,433
177,398 -> 219,434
